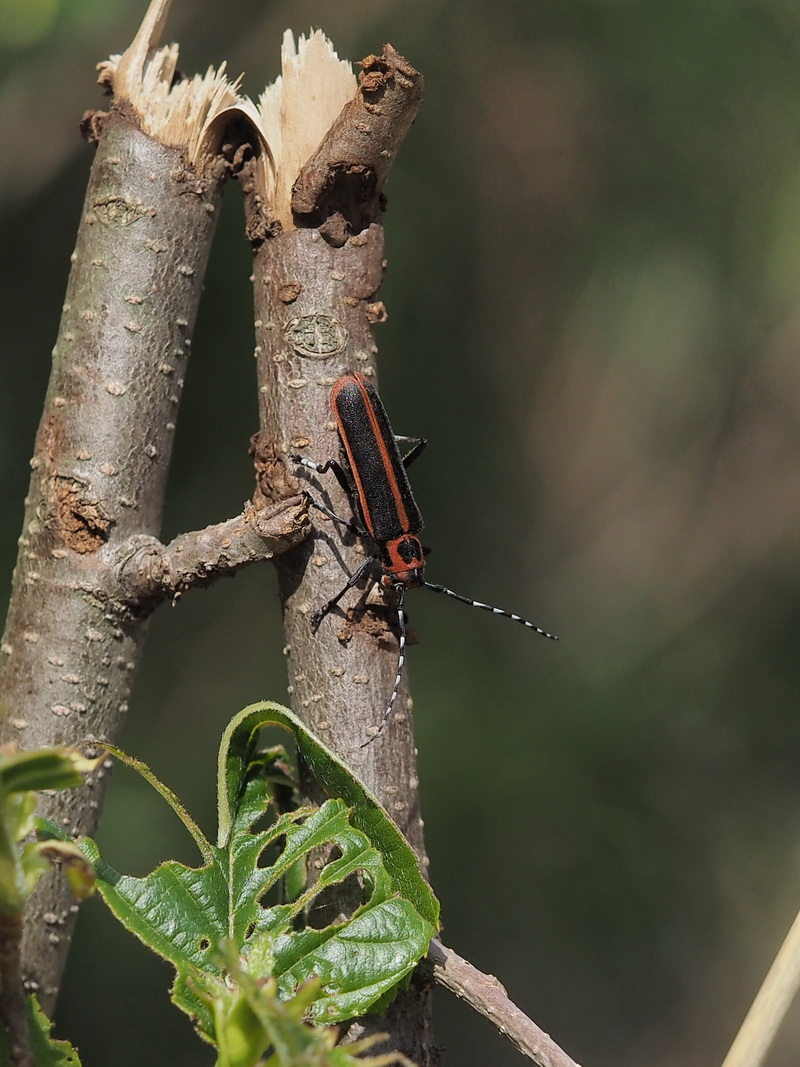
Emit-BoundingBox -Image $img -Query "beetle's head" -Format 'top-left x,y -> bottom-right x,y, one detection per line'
381,535 -> 425,589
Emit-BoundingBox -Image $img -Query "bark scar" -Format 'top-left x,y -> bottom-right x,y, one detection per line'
250,432 -> 302,507
51,476 -> 113,554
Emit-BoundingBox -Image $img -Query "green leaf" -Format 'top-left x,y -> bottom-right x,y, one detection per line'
27,996 -> 83,1065
24,839 -> 95,900
0,792 -> 37,912
0,749 -> 97,917
219,703 -> 438,930
79,702 -> 438,1047
0,747 -> 98,796
203,944 -> 417,1067
0,996 -> 83,1065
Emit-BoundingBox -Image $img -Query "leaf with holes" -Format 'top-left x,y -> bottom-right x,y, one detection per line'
72,702 -> 438,1046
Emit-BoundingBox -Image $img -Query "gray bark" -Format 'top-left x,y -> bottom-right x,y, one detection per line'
0,108 -> 225,1008
246,45 -> 436,1064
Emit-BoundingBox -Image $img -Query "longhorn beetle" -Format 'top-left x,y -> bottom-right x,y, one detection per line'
290,372 -> 557,745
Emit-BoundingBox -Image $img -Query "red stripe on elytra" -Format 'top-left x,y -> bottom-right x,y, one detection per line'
331,374 -> 411,540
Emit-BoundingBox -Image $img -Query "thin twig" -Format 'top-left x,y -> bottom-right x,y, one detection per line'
427,940 -> 583,1067
720,905 -> 800,1067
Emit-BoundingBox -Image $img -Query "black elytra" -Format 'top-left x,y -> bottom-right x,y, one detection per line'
290,372 -> 557,745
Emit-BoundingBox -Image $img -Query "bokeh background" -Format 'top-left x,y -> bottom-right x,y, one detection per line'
3,1 -> 800,1064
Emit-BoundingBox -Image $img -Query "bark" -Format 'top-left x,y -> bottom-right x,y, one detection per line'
0,108 -> 225,1009
0,913 -> 32,1067
113,498 -> 307,608
246,42 -> 434,1064
250,225 -> 427,838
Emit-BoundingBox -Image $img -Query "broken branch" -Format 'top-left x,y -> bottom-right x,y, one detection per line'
114,497 -> 308,609
427,940 -> 583,1067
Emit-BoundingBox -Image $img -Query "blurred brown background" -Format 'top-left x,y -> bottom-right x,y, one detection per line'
3,1 -> 800,1064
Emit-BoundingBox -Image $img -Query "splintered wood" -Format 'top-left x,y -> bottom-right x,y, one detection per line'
258,30 -> 357,228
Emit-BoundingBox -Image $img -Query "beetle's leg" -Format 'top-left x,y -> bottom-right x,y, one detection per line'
289,454 -> 352,496
289,454 -> 365,534
361,585 -> 407,746
393,436 -> 428,469
306,499 -> 365,536
311,556 -> 375,631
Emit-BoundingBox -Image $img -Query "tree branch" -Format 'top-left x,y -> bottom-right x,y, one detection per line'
427,941 -> 583,1067
244,33 -> 432,1065
114,497 -> 308,610
291,44 -> 426,246
0,914 -> 33,1067
249,31 -> 426,854
0,0 -> 237,1009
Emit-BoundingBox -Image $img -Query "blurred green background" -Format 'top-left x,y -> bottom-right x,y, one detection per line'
3,0 -> 800,1064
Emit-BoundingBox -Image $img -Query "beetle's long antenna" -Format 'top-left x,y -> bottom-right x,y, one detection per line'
423,582 -> 558,640
362,586 -> 407,747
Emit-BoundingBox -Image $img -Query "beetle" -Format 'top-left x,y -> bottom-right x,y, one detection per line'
291,372 -> 557,744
